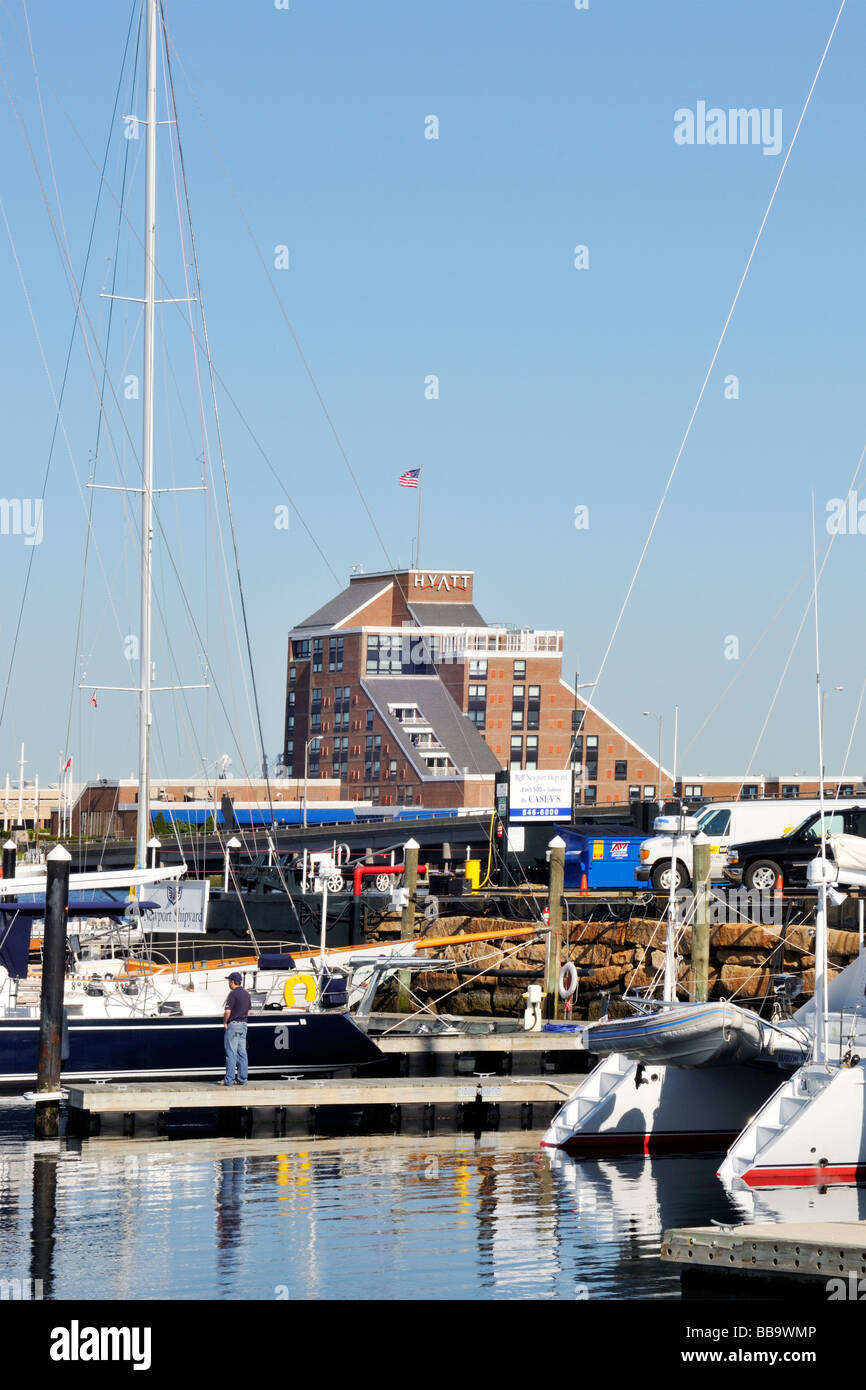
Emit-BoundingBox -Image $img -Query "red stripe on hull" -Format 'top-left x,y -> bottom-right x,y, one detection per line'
541,1130 -> 740,1157
742,1163 -> 866,1188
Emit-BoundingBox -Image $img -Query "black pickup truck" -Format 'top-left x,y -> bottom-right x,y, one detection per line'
724,804 -> 866,891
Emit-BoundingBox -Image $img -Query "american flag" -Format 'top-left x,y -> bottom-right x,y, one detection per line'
399,468 -> 421,489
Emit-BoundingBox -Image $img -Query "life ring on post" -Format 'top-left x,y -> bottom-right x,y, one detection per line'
283,973 -> 318,1008
558,961 -> 578,1001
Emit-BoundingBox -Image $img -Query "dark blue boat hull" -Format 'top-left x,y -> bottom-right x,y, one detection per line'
0,1011 -> 381,1084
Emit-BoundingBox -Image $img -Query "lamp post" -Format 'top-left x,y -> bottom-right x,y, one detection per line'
643,711 -> 663,813
302,735 -> 319,832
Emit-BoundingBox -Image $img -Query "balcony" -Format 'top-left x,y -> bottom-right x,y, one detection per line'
435,627 -> 563,658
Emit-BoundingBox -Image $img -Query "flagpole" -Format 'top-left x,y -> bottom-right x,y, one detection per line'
416,468 -> 423,571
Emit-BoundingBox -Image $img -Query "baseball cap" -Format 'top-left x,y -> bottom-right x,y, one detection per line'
228,972 -> 242,984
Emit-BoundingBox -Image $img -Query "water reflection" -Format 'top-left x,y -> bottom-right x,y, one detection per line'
0,1102 -> 864,1299
30,1150 -> 57,1299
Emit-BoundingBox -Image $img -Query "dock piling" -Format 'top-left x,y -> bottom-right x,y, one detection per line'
692,832 -> 711,1002
397,838 -> 420,1011
545,836 -> 566,1019
34,843 -> 71,1139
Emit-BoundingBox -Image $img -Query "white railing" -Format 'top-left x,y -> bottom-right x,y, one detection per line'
437,627 -> 563,657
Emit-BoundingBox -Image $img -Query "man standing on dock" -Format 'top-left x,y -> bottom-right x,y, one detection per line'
222,972 -> 251,1086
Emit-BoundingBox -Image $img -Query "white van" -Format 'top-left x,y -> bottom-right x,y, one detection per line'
635,799 -> 840,891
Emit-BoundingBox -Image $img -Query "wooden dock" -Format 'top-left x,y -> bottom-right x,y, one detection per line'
65,1073 -> 580,1140
370,1023 -> 588,1075
662,1221 -> 866,1296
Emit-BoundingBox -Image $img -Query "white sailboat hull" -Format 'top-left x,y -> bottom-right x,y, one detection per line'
719,1060 -> 866,1188
541,1053 -> 780,1156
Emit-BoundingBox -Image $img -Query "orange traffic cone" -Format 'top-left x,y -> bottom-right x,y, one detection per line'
579,871 -> 588,896
774,871 -> 784,898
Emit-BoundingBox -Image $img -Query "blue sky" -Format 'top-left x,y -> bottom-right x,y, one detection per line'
1,0 -> 865,789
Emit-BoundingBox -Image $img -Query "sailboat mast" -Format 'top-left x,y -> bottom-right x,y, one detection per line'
136,0 -> 157,870
811,502 -> 829,1066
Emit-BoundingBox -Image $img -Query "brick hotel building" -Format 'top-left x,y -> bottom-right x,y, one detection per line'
281,567 -> 666,811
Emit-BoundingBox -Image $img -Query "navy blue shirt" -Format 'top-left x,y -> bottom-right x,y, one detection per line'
224,987 -> 251,1022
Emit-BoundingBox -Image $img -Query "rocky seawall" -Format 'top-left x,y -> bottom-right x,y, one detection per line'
368,912 -> 861,1020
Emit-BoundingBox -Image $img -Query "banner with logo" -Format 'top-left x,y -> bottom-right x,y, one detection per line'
508,769 -> 573,821
141,879 -> 210,934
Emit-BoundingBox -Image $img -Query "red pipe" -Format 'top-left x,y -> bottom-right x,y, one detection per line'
352,862 -> 427,897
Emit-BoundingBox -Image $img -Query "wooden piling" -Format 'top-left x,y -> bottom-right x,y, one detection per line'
545,836 -> 566,1019
692,832 -> 711,1003
34,844 -> 71,1139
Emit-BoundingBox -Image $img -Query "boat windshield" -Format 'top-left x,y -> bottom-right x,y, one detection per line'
796,811 -> 846,841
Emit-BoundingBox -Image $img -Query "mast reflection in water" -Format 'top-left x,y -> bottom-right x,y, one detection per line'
0,1102 -> 861,1300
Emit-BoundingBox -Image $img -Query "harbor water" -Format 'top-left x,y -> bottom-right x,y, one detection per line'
0,1097 -> 843,1302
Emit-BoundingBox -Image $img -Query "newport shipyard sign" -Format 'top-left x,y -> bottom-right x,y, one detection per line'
141,880 -> 210,934
412,572 -> 471,592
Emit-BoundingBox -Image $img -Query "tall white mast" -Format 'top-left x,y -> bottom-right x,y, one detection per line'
812,501 -> 829,1066
136,0 -> 157,870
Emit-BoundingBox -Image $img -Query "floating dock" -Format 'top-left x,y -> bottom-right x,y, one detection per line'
662,1221 -> 866,1297
65,1074 -> 580,1139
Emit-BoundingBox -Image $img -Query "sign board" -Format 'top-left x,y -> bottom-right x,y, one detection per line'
508,769 -> 573,821
506,825 -> 525,853
141,879 -> 210,934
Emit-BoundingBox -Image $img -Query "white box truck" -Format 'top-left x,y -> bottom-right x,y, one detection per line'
635,799 -> 840,891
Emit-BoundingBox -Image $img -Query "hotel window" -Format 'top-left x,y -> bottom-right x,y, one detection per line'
286,691 -> 295,732
312,638 -> 323,673
628,785 -> 640,800
365,734 -> 381,780
839,784 -> 855,797
510,735 -> 523,769
527,685 -> 540,730
584,785 -> 597,806
289,665 -> 296,684
328,636 -> 344,672
332,737 -> 349,777
468,685 -> 487,728
366,709 -> 374,731
643,785 -> 656,800
371,787 -> 380,805
293,639 -> 311,660
525,736 -> 538,770
366,634 -> 401,676
469,659 -> 487,679
513,660 -> 526,679
585,735 -> 598,781
390,759 -> 397,779
741,784 -> 758,800
614,760 -> 627,781
571,735 -> 583,766
285,739 -> 294,762
512,685 -> 525,728
684,784 -> 703,798
781,784 -> 800,799
308,739 -> 320,777
311,687 -> 322,733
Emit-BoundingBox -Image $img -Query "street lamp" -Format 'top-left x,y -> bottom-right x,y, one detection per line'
643,711 -> 663,813
303,735 -> 319,832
